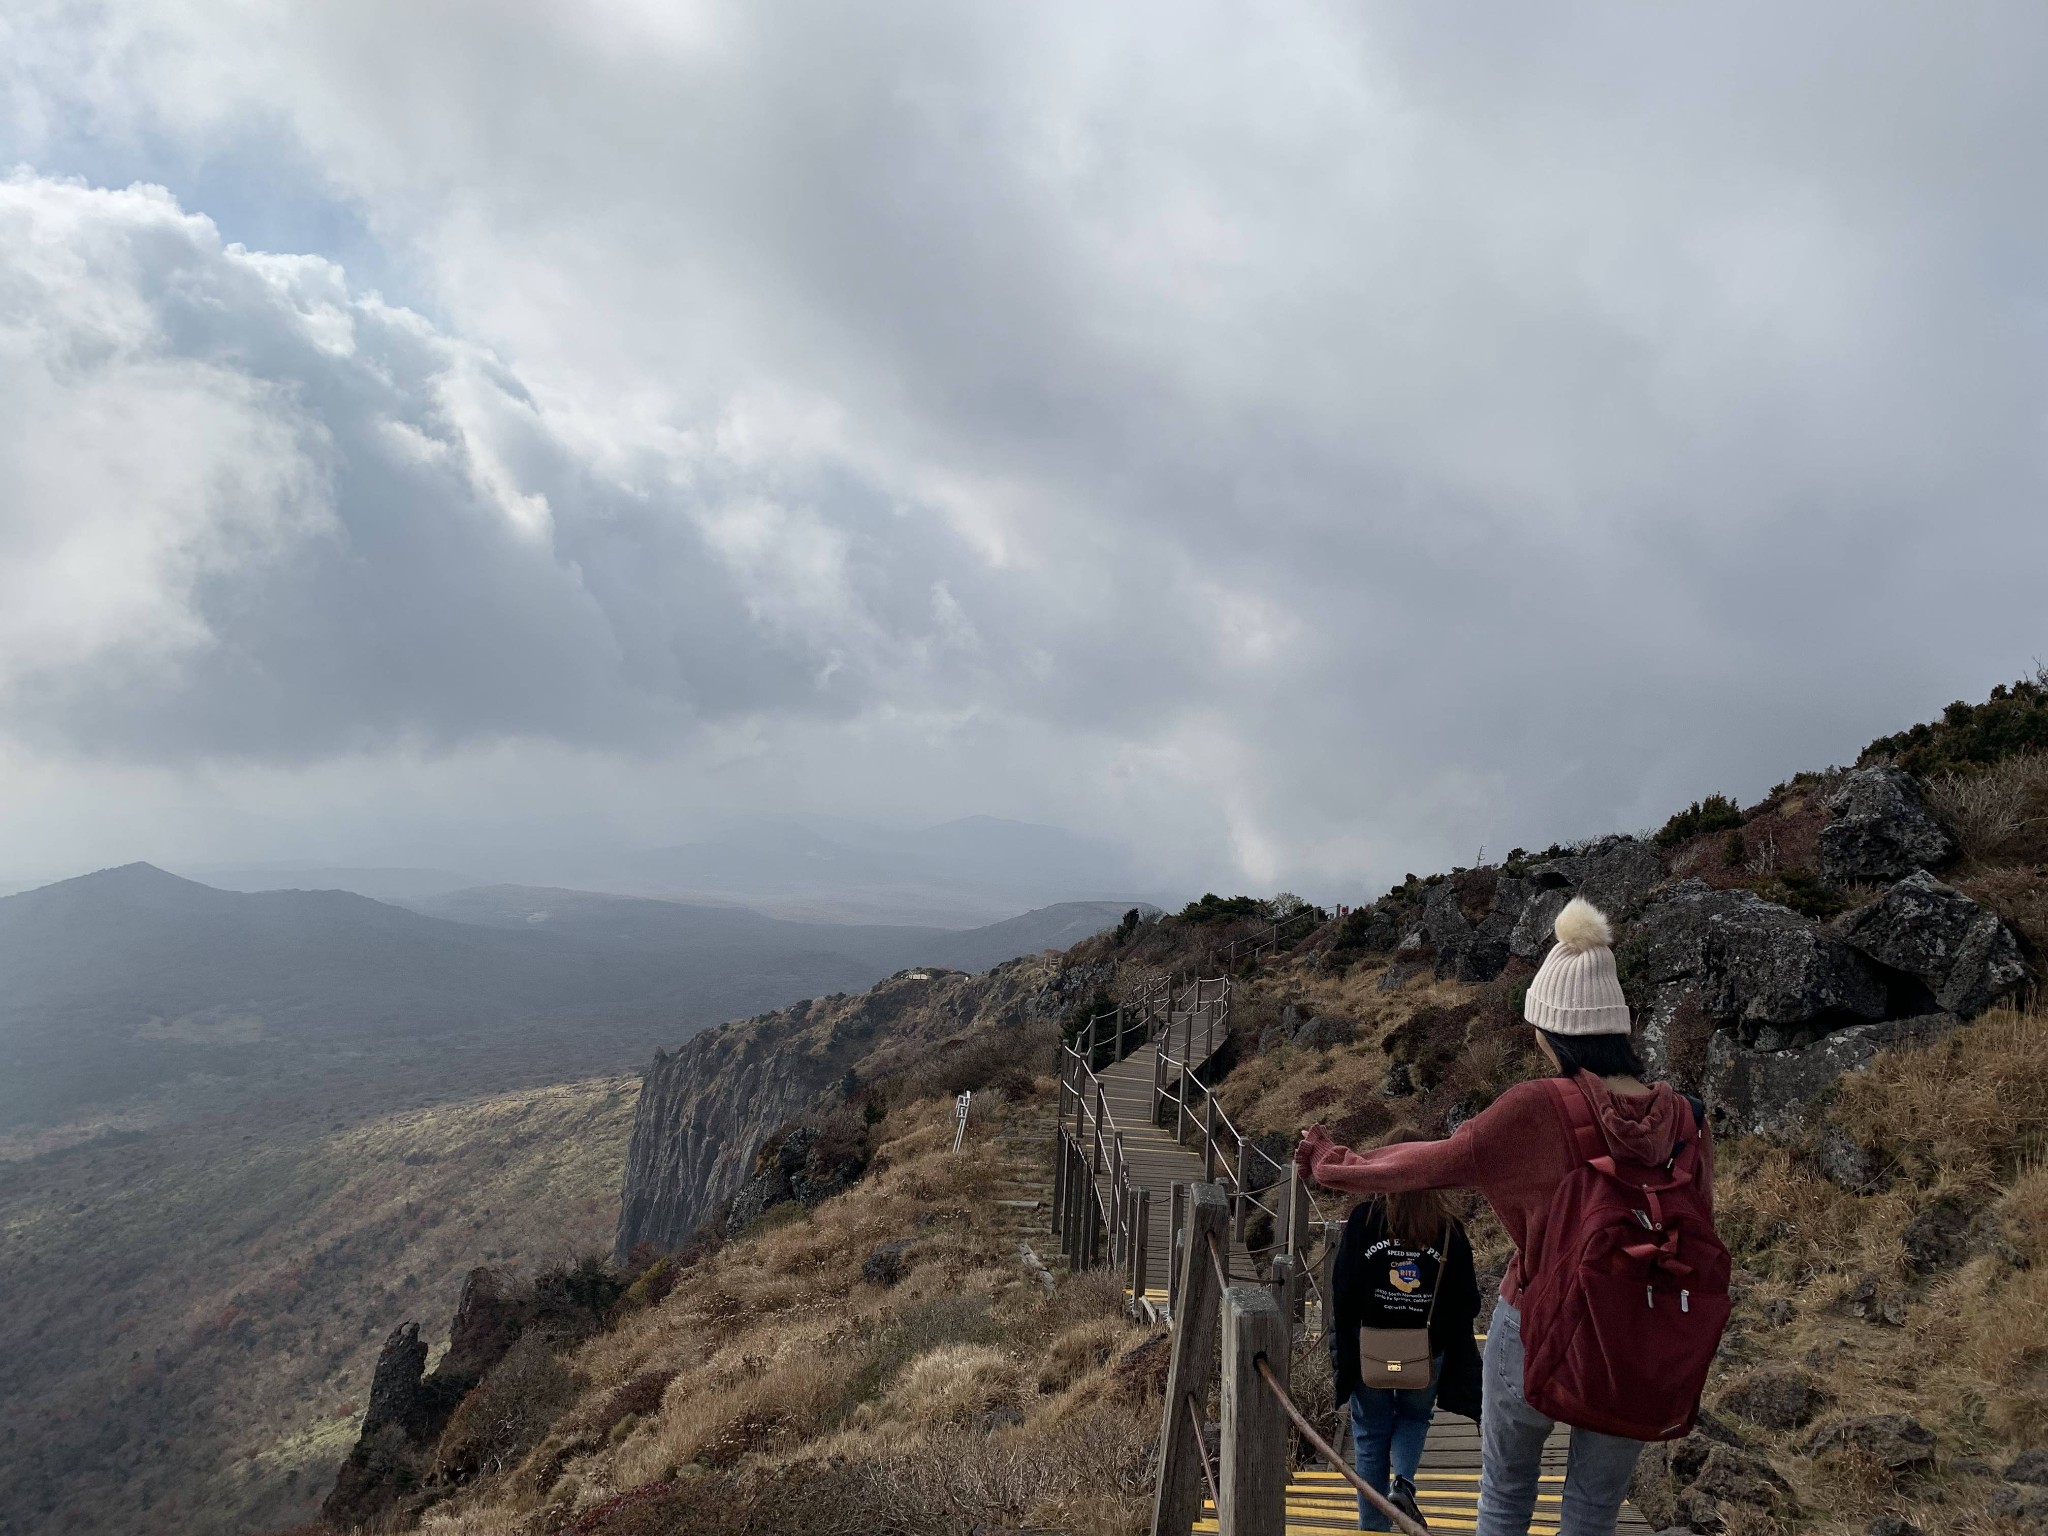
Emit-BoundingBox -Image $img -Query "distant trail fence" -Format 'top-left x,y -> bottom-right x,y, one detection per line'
1050,902 -> 1339,1306
1045,904 -> 1411,1534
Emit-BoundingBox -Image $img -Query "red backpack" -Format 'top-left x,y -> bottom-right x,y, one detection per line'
1517,1076 -> 1731,1441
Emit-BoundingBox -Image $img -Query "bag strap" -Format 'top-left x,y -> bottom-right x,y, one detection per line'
1549,1076 -> 1706,1246
1546,1074 -> 1612,1173
1421,1221 -> 1451,1328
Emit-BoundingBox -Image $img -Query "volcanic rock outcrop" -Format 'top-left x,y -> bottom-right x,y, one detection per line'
614,956 -> 1095,1259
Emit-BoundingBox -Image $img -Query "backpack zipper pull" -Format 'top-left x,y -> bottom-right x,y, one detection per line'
1646,1285 -> 1654,1308
1681,1289 -> 1690,1313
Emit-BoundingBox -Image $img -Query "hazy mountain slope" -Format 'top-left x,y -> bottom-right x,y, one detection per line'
184,867 -> 478,902
0,867 -> 864,1132
0,870 -> 1134,1536
915,900 -> 1154,972
405,884 -> 1141,978
0,1077 -> 637,1536
611,815 -> 1150,925
400,884 -> 949,968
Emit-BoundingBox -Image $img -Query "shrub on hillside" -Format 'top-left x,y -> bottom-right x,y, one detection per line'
1655,794 -> 1745,849
827,1296 -> 1003,1425
530,1255 -> 631,1341
1176,893 -> 1266,924
433,1334 -> 586,1485
1862,671 -> 2048,778
1751,868 -> 1854,921
898,1022 -> 1053,1102
1059,986 -> 1116,1050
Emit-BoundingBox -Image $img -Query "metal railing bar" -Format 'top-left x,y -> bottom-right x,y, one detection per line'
1185,1392 -> 1220,1514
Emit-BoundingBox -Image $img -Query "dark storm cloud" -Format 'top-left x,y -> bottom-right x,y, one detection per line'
4,2 -> 2047,889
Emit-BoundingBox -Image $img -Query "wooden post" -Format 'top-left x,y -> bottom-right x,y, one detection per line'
1052,1126 -> 1066,1233
1131,1187 -> 1152,1303
1285,1164 -> 1305,1263
1232,1139 -> 1252,1243
1073,1144 -> 1092,1266
1272,1252 -> 1304,1324
1153,1041 -> 1167,1125
1220,1285 -> 1289,1536
1082,1144 -> 1097,1267
1150,1183 -> 1229,1536
1203,1094 -> 1218,1182
1073,1146 -> 1089,1261
1062,1141 -> 1081,1260
1287,1169 -> 1311,1320
1167,1182 -> 1187,1313
1174,1056 -> 1188,1145
1111,1135 -> 1126,1266
1080,1174 -> 1096,1270
1093,1083 -> 1107,1174
1313,1224 -> 1338,1341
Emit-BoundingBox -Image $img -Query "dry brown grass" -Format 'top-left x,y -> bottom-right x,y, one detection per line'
1704,1007 -> 2048,1536
1927,752 -> 2048,868
413,1085 -> 1162,1536
1834,1007 -> 2048,1183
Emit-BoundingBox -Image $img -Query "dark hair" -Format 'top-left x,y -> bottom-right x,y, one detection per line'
1383,1186 -> 1452,1249
1538,1028 -> 1645,1080
1374,1132 -> 1453,1247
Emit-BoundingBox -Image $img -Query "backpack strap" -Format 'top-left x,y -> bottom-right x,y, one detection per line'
1545,1075 -> 1616,1176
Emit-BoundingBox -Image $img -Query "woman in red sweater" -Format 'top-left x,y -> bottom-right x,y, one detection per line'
1297,897 -> 1714,1536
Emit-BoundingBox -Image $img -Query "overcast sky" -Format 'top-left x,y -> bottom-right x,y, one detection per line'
2,2 -> 2044,901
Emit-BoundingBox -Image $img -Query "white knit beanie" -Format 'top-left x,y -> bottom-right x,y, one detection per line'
1522,897 -> 1632,1036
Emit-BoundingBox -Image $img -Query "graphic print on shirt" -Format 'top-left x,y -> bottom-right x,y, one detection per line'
1359,1236 -> 1443,1325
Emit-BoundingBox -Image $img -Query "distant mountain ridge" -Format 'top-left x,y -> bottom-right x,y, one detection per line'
604,814 -> 1155,924
0,864 -> 1142,1134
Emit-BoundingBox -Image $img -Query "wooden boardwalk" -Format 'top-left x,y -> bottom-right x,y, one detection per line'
1092,1039 -> 1256,1299
1082,1043 -> 1652,1536
1194,1413 -> 1653,1534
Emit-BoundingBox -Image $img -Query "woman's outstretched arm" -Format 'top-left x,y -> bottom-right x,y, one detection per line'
1295,1120 -> 1482,1194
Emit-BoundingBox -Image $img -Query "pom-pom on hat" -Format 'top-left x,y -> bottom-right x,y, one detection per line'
1523,897 -> 1632,1037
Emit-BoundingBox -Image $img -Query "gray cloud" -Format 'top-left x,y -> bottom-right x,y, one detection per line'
0,176 -> 1017,761
2,3 -> 2046,895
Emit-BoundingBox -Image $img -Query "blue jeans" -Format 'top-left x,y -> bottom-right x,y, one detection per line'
1350,1355 -> 1442,1530
1477,1298 -> 1645,1536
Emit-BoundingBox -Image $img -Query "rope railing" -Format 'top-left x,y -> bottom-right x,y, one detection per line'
1185,1390 -> 1220,1513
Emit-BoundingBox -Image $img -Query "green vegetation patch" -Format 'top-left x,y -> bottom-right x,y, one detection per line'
1176,893 -> 1267,924
1654,793 -> 1745,849
1862,671 -> 2048,778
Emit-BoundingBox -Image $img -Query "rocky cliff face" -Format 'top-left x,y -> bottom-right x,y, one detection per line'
1331,763 -> 2034,1137
614,955 -> 1100,1258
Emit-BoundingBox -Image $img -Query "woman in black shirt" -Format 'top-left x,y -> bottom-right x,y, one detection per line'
1330,1182 -> 1483,1530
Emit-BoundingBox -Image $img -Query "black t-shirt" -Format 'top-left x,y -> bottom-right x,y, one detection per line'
1352,1228 -> 1446,1329
1329,1199 -> 1481,1402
